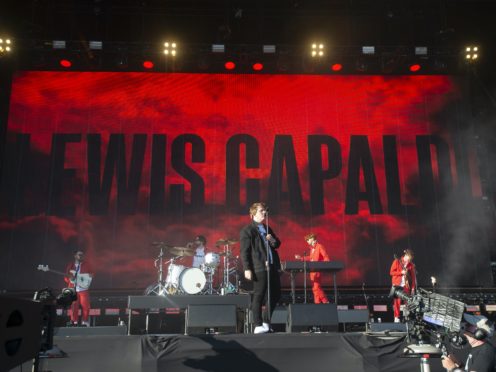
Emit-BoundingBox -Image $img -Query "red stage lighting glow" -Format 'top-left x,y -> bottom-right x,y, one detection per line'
331,63 -> 343,72
60,59 -> 72,68
252,63 -> 263,71
143,61 -> 154,69
409,64 -> 421,72
224,61 -> 236,70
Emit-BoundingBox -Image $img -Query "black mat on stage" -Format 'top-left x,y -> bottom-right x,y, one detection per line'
28,333 -> 446,372
143,332 -> 445,372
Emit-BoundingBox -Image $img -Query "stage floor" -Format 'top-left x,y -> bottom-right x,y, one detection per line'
25,332 -> 448,372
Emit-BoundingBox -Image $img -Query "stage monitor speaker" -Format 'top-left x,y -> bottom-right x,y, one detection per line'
338,309 -> 369,332
369,322 -> 407,332
186,305 -> 237,334
338,309 -> 369,324
286,304 -> 338,333
0,296 -> 43,372
54,325 -> 128,337
271,306 -> 288,324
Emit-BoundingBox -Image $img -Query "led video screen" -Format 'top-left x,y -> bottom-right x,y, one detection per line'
0,72 -> 488,290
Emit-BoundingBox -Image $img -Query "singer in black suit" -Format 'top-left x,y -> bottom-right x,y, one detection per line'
240,202 -> 281,334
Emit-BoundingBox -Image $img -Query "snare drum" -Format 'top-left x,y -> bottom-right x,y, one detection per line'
204,252 -> 220,268
179,268 -> 206,294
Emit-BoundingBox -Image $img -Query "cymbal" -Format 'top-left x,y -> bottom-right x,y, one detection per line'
166,246 -> 195,257
218,251 -> 234,257
215,238 -> 238,246
150,241 -> 173,247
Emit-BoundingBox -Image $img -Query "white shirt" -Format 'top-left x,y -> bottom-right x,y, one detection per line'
192,246 -> 205,268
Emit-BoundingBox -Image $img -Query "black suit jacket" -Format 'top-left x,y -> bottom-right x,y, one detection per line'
240,221 -> 281,273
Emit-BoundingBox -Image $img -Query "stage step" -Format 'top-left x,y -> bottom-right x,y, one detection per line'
54,325 -> 128,336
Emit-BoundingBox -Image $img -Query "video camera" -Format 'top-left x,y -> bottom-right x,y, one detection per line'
389,286 -> 466,356
33,287 -> 77,352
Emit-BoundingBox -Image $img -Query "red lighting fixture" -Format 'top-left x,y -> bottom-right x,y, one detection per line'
252,62 -> 263,71
60,59 -> 72,68
143,60 -> 154,69
409,64 -> 421,72
331,63 -> 343,72
224,61 -> 236,70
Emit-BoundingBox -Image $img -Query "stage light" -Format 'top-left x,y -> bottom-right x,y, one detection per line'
362,46 -> 375,55
0,38 -> 12,54
252,62 -> 263,71
331,63 -> 343,72
465,46 -> 479,61
415,46 -> 428,56
89,41 -> 103,50
409,63 -> 421,72
224,61 -> 236,70
164,41 -> 177,56
59,59 -> 72,68
263,45 -> 276,54
212,44 -> 225,53
143,60 -> 154,69
311,43 -> 324,58
52,40 -> 66,49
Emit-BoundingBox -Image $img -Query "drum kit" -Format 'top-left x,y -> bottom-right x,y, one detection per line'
145,238 -> 240,296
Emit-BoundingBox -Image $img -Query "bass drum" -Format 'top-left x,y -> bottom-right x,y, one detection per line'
179,268 -> 206,294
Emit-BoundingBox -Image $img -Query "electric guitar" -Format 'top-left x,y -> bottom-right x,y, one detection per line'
37,264 -> 93,290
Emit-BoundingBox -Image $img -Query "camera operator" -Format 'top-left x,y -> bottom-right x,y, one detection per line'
442,314 -> 495,372
390,249 -> 416,323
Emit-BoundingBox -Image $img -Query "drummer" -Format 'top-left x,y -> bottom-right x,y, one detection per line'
191,235 -> 207,268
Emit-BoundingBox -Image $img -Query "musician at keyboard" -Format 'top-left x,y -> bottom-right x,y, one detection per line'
294,233 -> 330,304
65,250 -> 94,327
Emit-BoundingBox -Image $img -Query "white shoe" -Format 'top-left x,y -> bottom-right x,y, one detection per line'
82,321 -> 90,327
254,325 -> 268,334
394,317 -> 400,323
262,323 -> 270,331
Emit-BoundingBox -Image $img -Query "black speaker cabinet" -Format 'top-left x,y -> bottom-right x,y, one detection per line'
369,322 -> 407,332
0,296 -> 43,372
286,303 -> 338,333
186,305 -> 237,334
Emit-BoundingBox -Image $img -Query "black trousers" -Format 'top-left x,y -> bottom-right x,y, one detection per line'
251,267 -> 281,327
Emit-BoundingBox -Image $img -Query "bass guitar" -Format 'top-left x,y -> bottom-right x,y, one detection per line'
37,264 -> 92,290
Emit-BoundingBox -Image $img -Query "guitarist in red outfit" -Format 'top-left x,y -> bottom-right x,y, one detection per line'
65,250 -> 94,327
389,249 -> 416,323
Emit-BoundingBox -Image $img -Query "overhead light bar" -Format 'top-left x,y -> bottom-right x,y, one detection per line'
212,44 -> 225,53
89,41 -> 103,50
362,46 -> 375,55
52,40 -> 66,49
263,45 -> 276,54
415,46 -> 428,56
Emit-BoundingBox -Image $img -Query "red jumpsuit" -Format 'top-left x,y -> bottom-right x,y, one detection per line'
389,257 -> 416,318
302,242 -> 330,304
65,261 -> 93,324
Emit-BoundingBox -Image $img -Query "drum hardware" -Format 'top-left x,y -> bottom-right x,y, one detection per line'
145,243 -> 171,296
217,238 -> 239,295
145,242 -> 197,296
201,252 -> 220,295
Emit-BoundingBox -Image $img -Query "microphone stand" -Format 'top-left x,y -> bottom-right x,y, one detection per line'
265,211 -> 271,327
303,251 -> 307,304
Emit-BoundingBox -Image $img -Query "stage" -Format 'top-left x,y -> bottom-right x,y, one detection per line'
24,332 -> 448,372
